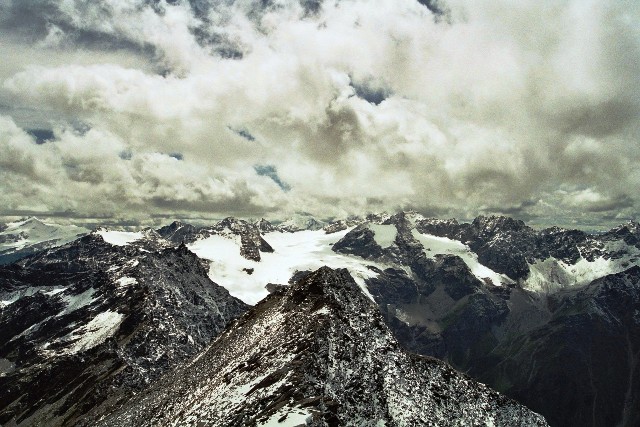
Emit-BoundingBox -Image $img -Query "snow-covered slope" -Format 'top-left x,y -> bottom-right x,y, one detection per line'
189,228 -> 383,304
98,267 -> 548,427
523,237 -> 640,293
0,217 -> 88,264
411,229 -> 512,286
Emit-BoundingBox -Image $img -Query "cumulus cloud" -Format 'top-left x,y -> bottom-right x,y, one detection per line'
0,0 -> 639,227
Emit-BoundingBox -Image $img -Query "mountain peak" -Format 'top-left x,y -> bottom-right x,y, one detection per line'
99,266 -> 547,427
254,218 -> 276,233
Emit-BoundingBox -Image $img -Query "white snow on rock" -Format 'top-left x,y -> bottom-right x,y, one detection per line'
189,229 -> 382,304
0,217 -> 87,253
370,224 -> 397,248
1,286 -> 39,307
524,242 -> 640,293
59,287 -> 96,316
67,310 -> 124,354
257,408 -> 312,426
116,277 -> 137,288
96,230 -> 144,246
411,229 -> 512,286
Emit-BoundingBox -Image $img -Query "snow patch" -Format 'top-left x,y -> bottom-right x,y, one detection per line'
43,287 -> 66,296
59,287 -> 96,315
116,277 -> 137,288
257,408 -> 312,427
524,248 -> 640,293
189,229 -> 383,305
313,307 -> 331,315
0,217 -> 87,254
370,224 -> 397,248
411,230 -> 512,286
67,310 -> 123,353
96,230 -> 143,246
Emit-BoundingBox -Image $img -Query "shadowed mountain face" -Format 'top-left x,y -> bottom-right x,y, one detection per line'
98,266 -> 547,427
0,235 -> 249,426
329,213 -> 640,427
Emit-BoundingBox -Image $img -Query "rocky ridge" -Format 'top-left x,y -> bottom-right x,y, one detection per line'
157,217 -> 273,261
98,267 -> 548,427
0,234 -> 249,426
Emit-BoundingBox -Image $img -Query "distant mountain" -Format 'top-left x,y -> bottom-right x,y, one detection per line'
156,220 -> 198,244
98,267 -> 548,427
0,234 -> 248,426
253,217 -> 276,233
277,213 -> 325,232
0,217 -> 88,264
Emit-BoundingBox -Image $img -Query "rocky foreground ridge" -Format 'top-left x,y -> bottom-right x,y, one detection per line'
99,267 -> 548,427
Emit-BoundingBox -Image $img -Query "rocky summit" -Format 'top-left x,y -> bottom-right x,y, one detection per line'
99,266 -> 547,427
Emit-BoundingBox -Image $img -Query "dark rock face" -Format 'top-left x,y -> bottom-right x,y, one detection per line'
0,236 -> 249,426
253,218 -> 276,233
338,214 -> 640,427
98,267 -> 547,427
331,224 -> 386,260
476,267 -> 640,427
369,263 -> 640,427
603,221 -> 640,249
156,220 -> 198,244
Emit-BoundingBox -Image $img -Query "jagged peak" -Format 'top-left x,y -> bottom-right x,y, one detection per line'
608,220 -> 640,235
254,218 -> 276,232
161,220 -> 188,230
472,215 -> 529,233
215,216 -> 254,231
288,266 -> 364,300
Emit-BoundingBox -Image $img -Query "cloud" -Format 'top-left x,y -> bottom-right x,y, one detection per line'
0,0 -> 639,227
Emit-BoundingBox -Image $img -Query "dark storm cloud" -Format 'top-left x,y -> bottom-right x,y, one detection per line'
229,127 -> 256,142
416,0 -> 449,19
582,194 -> 634,213
0,0 -> 152,54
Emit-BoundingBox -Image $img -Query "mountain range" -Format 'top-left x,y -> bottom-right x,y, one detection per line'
1,212 -> 639,426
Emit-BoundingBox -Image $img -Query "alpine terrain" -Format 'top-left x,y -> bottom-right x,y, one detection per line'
0,230 -> 248,426
98,266 -> 548,427
1,213 -> 639,426
0,218 -> 88,265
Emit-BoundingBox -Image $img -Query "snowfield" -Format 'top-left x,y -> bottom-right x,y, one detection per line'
96,230 -> 144,246
189,229 -> 383,304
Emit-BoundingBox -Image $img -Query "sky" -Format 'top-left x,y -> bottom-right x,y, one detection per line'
0,0 -> 639,229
